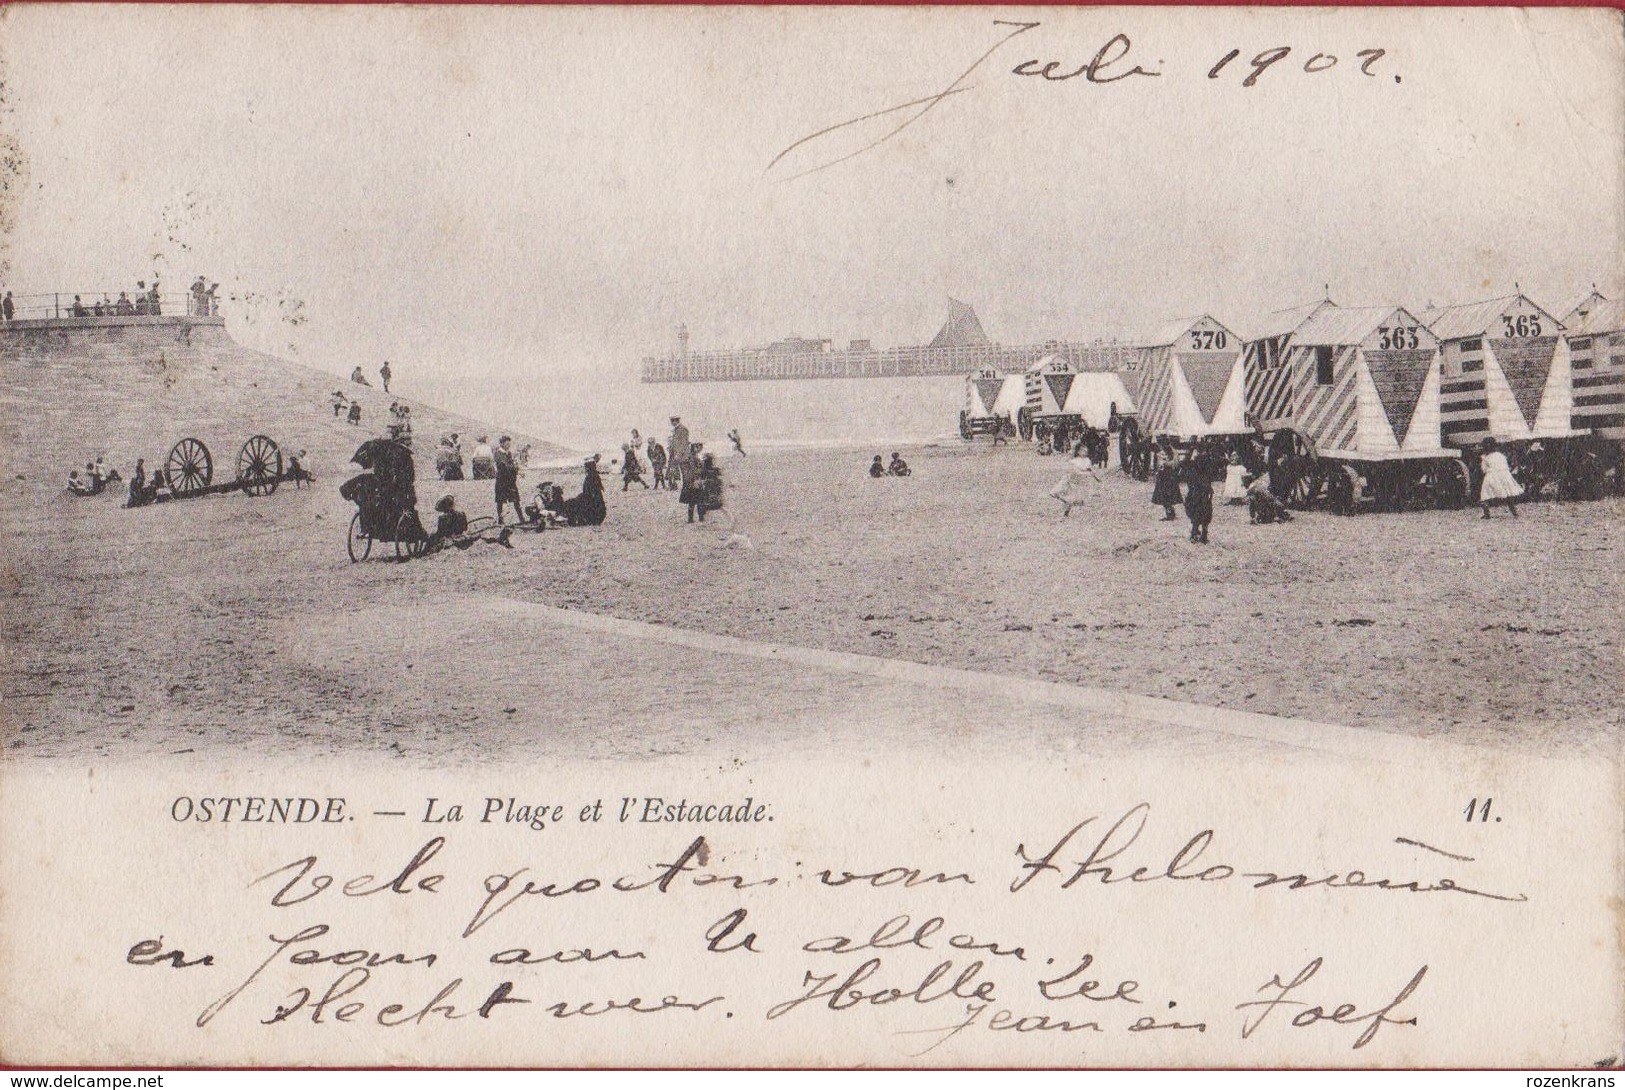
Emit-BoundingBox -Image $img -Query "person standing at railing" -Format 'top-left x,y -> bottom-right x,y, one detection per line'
115,292 -> 134,316
191,277 -> 207,317
2,291 -> 12,324
149,280 -> 161,316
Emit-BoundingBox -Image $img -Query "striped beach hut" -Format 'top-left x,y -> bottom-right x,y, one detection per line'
1242,298 -> 1337,430
1564,300 -> 1625,495
1421,293 -> 1577,449
1129,315 -> 1248,439
1566,298 -> 1625,439
1257,304 -> 1467,511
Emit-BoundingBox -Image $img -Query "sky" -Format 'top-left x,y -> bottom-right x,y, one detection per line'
2,5 -> 1621,446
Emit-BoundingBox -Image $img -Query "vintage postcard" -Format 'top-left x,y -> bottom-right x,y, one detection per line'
1,3 -> 1621,1070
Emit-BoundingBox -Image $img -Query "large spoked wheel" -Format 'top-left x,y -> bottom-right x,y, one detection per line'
958,410 -> 972,441
346,511 -> 373,562
165,438 -> 213,496
236,434 -> 283,497
1269,430 -> 1318,509
1422,458 -> 1471,510
394,513 -> 428,561
1324,463 -> 1359,515
1016,406 -> 1034,441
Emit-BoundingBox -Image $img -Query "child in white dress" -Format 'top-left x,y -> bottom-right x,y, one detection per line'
1478,437 -> 1522,519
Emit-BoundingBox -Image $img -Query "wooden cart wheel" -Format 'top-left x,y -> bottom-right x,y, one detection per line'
346,511 -> 372,562
1130,433 -> 1153,482
164,438 -> 213,496
1117,417 -> 1140,476
1017,406 -> 1034,441
1324,463 -> 1359,515
394,512 -> 428,561
1433,458 -> 1470,510
1269,430 -> 1318,508
236,434 -> 283,497
958,410 -> 972,441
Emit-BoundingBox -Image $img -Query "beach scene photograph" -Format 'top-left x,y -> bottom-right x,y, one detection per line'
1,5 -> 1621,767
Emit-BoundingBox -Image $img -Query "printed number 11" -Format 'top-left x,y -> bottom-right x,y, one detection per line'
1465,797 -> 1495,822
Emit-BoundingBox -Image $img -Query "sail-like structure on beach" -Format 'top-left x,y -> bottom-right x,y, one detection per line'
929,298 -> 990,349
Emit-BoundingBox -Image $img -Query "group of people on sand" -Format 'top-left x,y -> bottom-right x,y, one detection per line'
1146,440 -> 1292,544
66,456 -> 120,497
868,453 -> 911,478
617,417 -> 732,523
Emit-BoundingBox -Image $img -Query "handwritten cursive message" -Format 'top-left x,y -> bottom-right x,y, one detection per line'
112,801 -> 1538,1063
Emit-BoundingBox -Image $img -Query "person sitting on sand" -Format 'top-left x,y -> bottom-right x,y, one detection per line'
869,455 -> 886,479
886,452 -> 911,477
350,366 -> 370,386
563,456 -> 608,527
67,470 -> 95,496
289,449 -> 313,488
1246,470 -> 1293,525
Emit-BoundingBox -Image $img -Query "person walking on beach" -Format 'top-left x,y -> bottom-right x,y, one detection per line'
728,428 -> 746,457
668,416 -> 692,483
380,360 -> 392,393
1181,448 -> 1216,544
647,439 -> 668,491
1151,442 -> 1182,520
330,390 -> 347,418
494,435 -> 524,525
1478,437 -> 1523,519
621,443 -> 648,490
1048,452 -> 1100,517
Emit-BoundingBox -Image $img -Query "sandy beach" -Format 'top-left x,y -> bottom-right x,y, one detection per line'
4,439 -> 1619,764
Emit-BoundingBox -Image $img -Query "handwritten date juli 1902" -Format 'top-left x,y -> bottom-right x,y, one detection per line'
121,804 -> 1517,1053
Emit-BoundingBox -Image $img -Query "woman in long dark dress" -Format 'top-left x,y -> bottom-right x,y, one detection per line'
1151,442 -> 1182,520
1181,449 -> 1215,544
562,457 -> 607,526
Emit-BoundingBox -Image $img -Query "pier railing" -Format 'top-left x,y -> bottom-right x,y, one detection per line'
641,340 -> 1143,382
1,291 -> 222,322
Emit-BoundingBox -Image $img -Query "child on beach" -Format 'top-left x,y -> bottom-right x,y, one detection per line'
1478,437 -> 1523,518
1049,454 -> 1100,517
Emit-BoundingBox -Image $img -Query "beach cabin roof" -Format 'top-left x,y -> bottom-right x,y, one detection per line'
1291,304 -> 1423,347
1571,298 -> 1625,336
1138,315 -> 1235,349
1244,298 -> 1336,343
1564,290 -> 1608,326
1421,294 -> 1561,342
